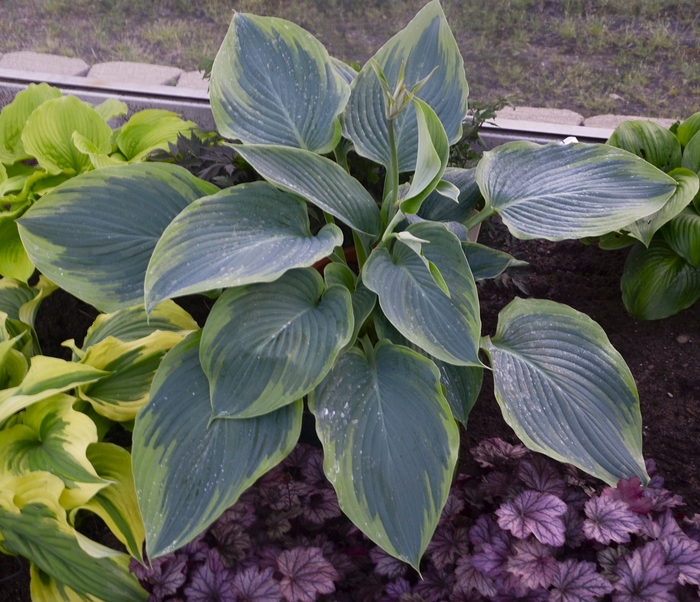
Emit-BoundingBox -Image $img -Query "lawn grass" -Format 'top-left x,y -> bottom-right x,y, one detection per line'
1,0 -> 698,118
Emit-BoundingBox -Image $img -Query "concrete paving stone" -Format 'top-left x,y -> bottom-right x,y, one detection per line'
176,70 -> 209,91
584,114 -> 679,129
496,106 -> 584,126
0,51 -> 89,76
87,62 -> 182,86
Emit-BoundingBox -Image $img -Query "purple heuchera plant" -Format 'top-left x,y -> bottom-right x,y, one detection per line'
130,439 -> 700,602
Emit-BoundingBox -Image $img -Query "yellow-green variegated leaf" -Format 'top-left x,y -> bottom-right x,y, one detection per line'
0,357 -> 108,424
78,443 -> 145,562
116,110 -> 197,162
93,99 -> 128,122
233,145 -> 381,239
145,182 -> 343,312
363,222 -> 481,366
477,142 -> 678,240
78,331 -> 184,421
481,298 -> 648,486
211,13 -> 349,153
343,0 -> 468,172
417,167 -> 482,224
18,163 -> 219,312
21,95 -> 112,175
0,83 -> 62,164
201,268 -> 353,419
607,119 -> 682,173
0,218 -> 34,281
132,331 -> 301,558
309,339 -> 458,569
621,238 -> 700,320
662,206 -> 700,267
462,242 -> 528,281
623,168 -> 699,246
0,472 -> 147,601
30,564 -> 96,602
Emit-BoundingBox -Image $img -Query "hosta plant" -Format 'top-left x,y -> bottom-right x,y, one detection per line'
15,0 -> 686,571
0,84 -> 198,282
597,115 -> 700,320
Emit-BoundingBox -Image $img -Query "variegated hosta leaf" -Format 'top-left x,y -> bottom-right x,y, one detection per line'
417,167 -> 482,224
78,443 -> 145,562
0,218 -> 35,282
116,109 -> 197,162
363,222 -> 481,366
21,95 -> 112,175
233,145 -> 381,239
132,331 -> 301,558
145,182 -> 343,311
481,298 -> 648,486
373,309 -> 481,426
0,83 -> 62,164
0,356 -> 108,424
476,142 -> 678,240
30,564 -> 94,602
309,339 -> 459,568
0,336 -> 28,389
211,12 -> 349,153
77,331 -> 184,421
621,237 -> 700,320
623,168 -> 699,246
201,268 -> 353,418
607,119 -> 682,173
18,163 -> 219,312
462,242 -> 528,280
662,206 -> 700,267
0,472 -> 147,601
343,0 -> 468,172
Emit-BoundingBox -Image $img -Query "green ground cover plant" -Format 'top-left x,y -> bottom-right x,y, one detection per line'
2,0 -> 698,118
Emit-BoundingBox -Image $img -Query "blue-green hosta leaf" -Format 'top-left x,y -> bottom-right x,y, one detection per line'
18,163 -> 218,312
400,99 -> 449,215
309,339 -> 459,568
417,167 -> 482,224
78,331 -> 185,421
0,218 -> 34,281
343,0 -> 468,172
477,142 -> 678,240
233,145 -> 381,239
662,206 -> 700,267
211,13 -> 349,153
607,119 -> 682,173
0,472 -> 146,601
462,242 -> 528,280
621,238 -> 700,320
363,222 -> 481,366
373,309 -> 481,426
92,99 -> 128,123
78,443 -> 145,562
0,357 -> 108,424
116,110 -> 197,162
0,83 -> 62,164
331,57 -> 358,85
623,168 -> 699,246
132,331 -> 301,558
682,131 -> 700,174
481,298 -> 648,486
677,112 -> 700,148
21,95 -> 112,175
200,268 -> 353,419
145,182 -> 343,311
348,281 -> 376,347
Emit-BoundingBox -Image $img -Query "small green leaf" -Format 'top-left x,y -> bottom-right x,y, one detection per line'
93,99 -> 128,122
481,297 -> 648,486
461,242 -> 528,280
662,206 -> 700,267
598,231 -> 637,250
71,132 -> 125,170
116,110 -> 197,162
607,120 -> 682,173
677,112 -> 700,147
682,131 -> 700,174
0,218 -> 35,282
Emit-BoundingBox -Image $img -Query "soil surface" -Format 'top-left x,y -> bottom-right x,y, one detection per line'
1,217 -> 698,600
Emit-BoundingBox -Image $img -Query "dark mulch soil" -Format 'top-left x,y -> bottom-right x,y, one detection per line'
2,217 -> 698,600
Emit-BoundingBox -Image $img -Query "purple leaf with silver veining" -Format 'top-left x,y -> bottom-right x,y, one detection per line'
471,438 -> 529,468
613,541 -> 679,602
548,559 -> 614,602
277,547 -> 339,602
505,538 -> 558,589
496,490 -> 567,546
516,457 -> 566,498
662,535 -> 700,586
582,496 -> 643,544
233,566 -> 282,602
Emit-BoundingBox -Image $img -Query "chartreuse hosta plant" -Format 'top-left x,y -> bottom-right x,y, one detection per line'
16,0 -> 684,570
594,115 -> 700,320
0,282 -> 198,600
0,84 -> 198,283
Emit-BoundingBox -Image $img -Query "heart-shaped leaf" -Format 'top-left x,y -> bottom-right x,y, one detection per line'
363,222 -> 481,366
116,110 -> 197,162
481,298 -> 648,486
309,339 -> 458,569
132,331 -> 301,558
200,268 -> 353,418
662,206 -> 700,267
145,181 -> 343,311
211,13 -> 349,154
477,142 -> 678,240
607,120 -> 682,173
18,163 -> 218,312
